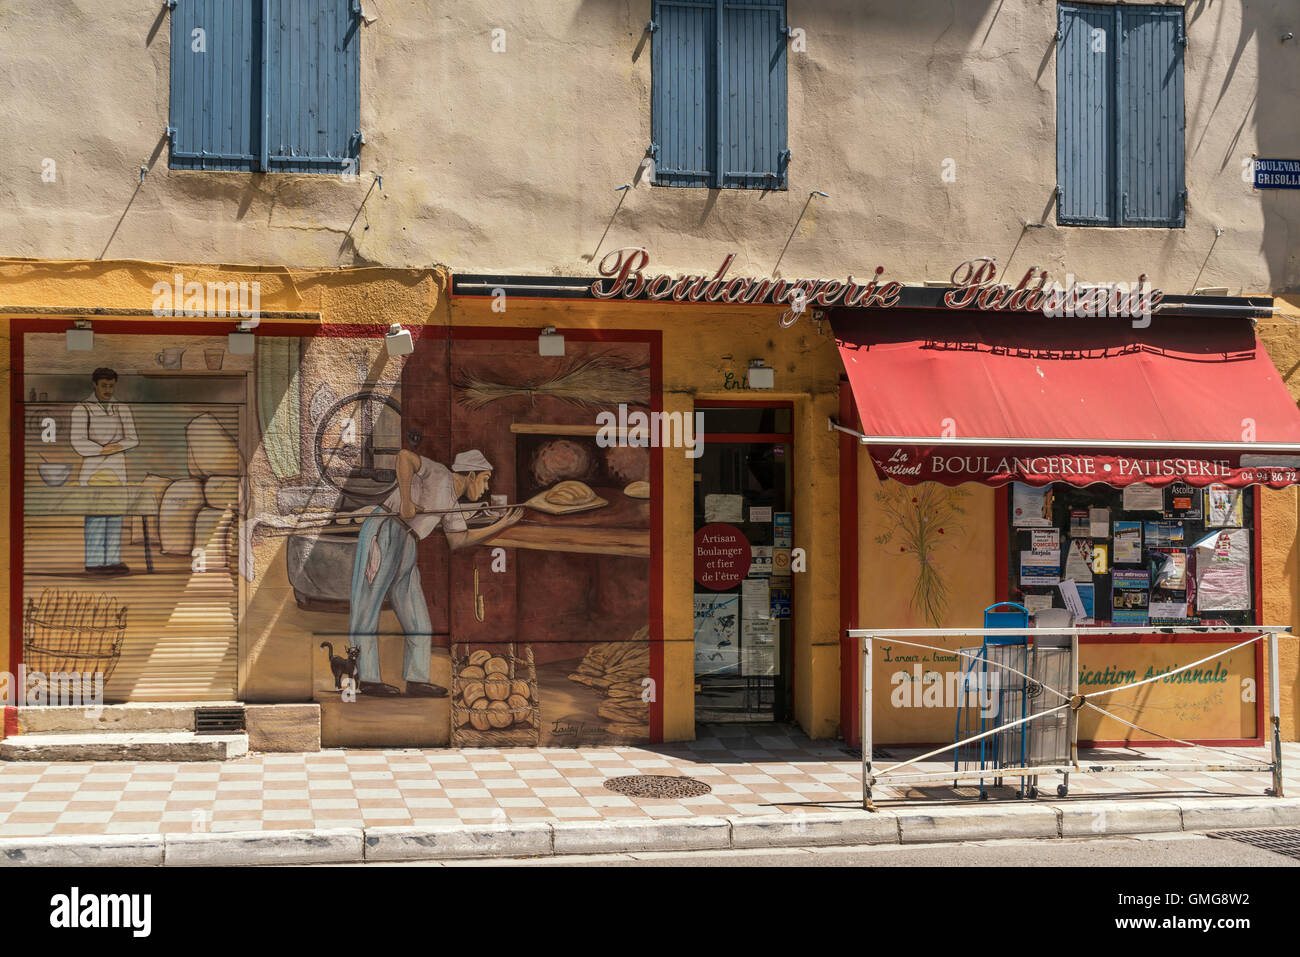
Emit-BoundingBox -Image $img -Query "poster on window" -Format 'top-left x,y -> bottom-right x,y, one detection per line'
741,618 -> 778,676
1192,529 -> 1251,612
1012,483 -> 1054,527
1113,522 -> 1142,563
1020,551 -> 1061,585
694,593 -> 740,676
1166,481 -> 1202,520
1111,570 -> 1150,624
1204,485 -> 1244,527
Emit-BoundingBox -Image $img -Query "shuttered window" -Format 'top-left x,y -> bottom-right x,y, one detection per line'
1057,2 -> 1185,227
169,0 -> 361,174
652,0 -> 788,190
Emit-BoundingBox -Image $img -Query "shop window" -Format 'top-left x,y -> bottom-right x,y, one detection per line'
650,0 -> 789,190
1006,483 -> 1256,626
168,0 -> 361,174
1056,2 -> 1186,227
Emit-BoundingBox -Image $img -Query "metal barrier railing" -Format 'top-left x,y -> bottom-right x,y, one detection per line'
844,625 -> 1293,810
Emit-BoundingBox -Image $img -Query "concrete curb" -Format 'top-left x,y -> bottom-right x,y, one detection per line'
163,827 -> 364,866
3,797 -> 1300,864
551,816 -> 732,855
0,834 -> 164,867
364,823 -> 553,861
895,804 -> 1060,844
1051,799 -> 1185,838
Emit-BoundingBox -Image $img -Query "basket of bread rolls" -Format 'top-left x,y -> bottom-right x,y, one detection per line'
450,643 -> 541,747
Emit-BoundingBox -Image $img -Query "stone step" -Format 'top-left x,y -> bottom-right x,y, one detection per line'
0,731 -> 248,762
14,702 -> 242,736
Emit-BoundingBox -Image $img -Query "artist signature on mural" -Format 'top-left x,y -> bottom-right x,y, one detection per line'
550,718 -> 586,738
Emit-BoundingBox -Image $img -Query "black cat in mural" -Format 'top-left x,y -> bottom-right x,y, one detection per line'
320,642 -> 360,690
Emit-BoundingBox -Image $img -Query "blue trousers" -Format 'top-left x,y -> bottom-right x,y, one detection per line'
84,516 -> 123,568
348,512 -> 432,685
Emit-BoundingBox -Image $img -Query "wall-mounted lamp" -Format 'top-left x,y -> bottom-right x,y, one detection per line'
385,323 -> 414,356
66,319 -> 93,352
228,321 -> 256,355
747,359 -> 774,390
539,326 -> 565,357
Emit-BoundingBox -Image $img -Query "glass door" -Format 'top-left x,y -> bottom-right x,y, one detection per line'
693,404 -> 793,722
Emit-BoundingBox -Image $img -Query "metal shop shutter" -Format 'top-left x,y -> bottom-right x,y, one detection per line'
652,0 -> 787,189
1057,2 -> 1116,225
1117,6 -> 1185,227
23,404 -> 241,701
169,0 -> 360,173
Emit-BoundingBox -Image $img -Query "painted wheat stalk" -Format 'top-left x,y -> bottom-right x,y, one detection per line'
454,354 -> 649,410
874,484 -> 968,626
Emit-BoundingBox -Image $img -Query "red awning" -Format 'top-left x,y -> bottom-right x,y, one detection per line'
833,311 -> 1300,488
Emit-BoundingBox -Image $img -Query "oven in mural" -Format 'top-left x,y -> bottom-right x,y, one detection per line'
241,329 -> 657,747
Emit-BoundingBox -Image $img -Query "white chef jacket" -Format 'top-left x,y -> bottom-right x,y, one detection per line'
70,394 -> 139,487
382,456 -> 469,540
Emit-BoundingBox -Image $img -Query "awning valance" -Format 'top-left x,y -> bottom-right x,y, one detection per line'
833,311 -> 1300,489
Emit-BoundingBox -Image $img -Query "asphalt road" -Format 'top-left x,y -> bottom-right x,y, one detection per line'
365,832 -> 1299,867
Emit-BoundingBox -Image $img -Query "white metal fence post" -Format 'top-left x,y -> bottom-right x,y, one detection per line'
861,635 -> 873,810
1269,630 -> 1284,797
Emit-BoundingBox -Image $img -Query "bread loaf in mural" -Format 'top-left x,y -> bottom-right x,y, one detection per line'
604,445 -> 650,485
568,631 -> 651,733
456,659 -> 533,729
530,439 -> 594,487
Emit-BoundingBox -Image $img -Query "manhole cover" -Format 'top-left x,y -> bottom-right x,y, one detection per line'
1208,827 -> 1300,861
603,775 -> 712,799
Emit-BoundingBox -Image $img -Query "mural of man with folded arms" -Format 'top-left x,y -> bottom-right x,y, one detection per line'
348,448 -> 523,697
70,368 -> 139,576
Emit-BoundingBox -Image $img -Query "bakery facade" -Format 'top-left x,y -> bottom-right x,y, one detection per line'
2,256 -> 1298,752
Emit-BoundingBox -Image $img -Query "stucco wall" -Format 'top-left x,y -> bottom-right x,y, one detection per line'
1,1 -> 1296,292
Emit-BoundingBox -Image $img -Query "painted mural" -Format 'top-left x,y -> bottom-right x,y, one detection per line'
19,327 -> 656,747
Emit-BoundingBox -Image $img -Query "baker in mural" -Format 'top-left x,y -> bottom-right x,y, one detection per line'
70,368 -> 139,576
349,448 -> 524,697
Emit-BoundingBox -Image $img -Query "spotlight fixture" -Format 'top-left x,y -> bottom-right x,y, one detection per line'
747,359 -> 774,390
385,323 -> 414,356
539,326 -> 565,357
228,321 -> 256,355
66,319 -> 93,352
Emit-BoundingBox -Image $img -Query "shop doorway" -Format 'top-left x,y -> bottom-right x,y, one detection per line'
693,403 -> 793,722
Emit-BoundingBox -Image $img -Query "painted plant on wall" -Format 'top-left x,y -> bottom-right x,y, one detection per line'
872,484 -> 969,626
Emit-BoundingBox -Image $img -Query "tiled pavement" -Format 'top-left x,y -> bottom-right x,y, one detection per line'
0,725 -> 1295,838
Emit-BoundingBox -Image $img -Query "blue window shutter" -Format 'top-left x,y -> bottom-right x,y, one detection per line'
266,0 -> 361,173
720,0 -> 788,190
169,0 -> 261,171
1057,2 -> 1116,224
652,1 -> 716,188
1117,6 -> 1185,226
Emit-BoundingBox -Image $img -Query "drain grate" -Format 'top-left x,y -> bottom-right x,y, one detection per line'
603,774 -> 713,799
194,707 -> 245,735
1208,827 -> 1300,861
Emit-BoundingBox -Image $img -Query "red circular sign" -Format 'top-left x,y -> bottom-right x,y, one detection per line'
694,523 -> 751,590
